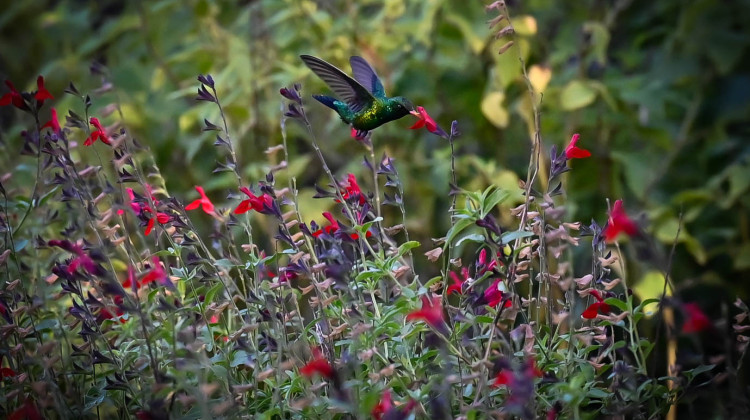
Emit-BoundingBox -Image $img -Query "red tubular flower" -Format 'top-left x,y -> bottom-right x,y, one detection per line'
0,80 -> 25,109
582,289 -> 611,319
8,397 -> 42,420
35,76 -> 53,104
447,267 -> 469,296
48,239 -> 98,275
122,265 -> 138,290
603,199 -> 638,242
484,278 -> 512,308
1,367 -> 16,378
410,106 -> 437,132
312,212 -> 371,240
144,211 -> 170,236
299,348 -> 335,380
42,108 -> 61,134
492,369 -> 515,387
184,186 -> 215,215
141,256 -> 170,287
235,187 -> 274,214
406,294 -> 446,331
371,390 -> 416,420
564,133 -> 591,159
84,117 -> 111,146
682,303 -> 711,333
339,173 -> 366,205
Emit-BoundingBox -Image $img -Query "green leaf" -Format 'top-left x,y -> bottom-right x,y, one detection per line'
560,80 -> 597,110
204,282 -> 224,305
397,241 -> 420,258
480,187 -> 509,217
501,230 -> 534,244
456,233 -> 485,247
446,217 -> 476,245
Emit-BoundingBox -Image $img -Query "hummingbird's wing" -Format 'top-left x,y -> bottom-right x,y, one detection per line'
300,55 -> 375,113
349,56 -> 386,98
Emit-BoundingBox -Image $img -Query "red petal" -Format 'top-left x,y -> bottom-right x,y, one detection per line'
409,120 -> 425,130
565,147 -> 591,159
0,93 -> 11,106
234,200 -> 250,214
185,199 -> 201,210
145,217 -> 155,235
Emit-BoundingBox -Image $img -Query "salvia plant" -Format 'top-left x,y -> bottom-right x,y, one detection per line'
0,3 -> 746,420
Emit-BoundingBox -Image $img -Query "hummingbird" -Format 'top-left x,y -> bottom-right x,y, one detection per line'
300,54 -> 415,139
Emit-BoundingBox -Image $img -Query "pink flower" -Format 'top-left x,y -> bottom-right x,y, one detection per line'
603,199 -> 638,242
41,108 -> 61,134
184,186 -> 215,215
84,117 -> 111,146
235,187 -> 274,215
406,294 -> 446,332
35,75 -> 53,104
582,289 -> 611,319
299,348 -> 335,380
564,133 -> 591,159
682,303 -> 711,333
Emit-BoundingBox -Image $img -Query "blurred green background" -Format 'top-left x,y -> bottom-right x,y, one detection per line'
1,0 -> 749,302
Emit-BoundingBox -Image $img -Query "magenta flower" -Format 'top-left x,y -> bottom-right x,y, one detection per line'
483,278 -> 512,309
564,133 -> 591,159
48,239 -> 98,276
184,186 -> 216,215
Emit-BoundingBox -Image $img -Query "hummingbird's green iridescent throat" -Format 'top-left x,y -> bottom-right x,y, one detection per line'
300,54 -> 416,139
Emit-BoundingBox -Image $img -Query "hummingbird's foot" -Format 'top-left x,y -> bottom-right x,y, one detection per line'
350,127 -> 371,141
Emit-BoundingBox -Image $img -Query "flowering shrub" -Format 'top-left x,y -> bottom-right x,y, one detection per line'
0,3 -> 746,420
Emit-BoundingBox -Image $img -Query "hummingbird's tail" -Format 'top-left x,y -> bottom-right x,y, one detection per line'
312,94 -> 338,110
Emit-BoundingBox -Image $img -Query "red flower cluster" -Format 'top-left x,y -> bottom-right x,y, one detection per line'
185,186 -> 215,215
483,278 -> 512,309
1,75 -> 53,111
234,186 -> 274,215
582,289 -> 611,319
603,199 -> 638,242
299,348 -> 335,380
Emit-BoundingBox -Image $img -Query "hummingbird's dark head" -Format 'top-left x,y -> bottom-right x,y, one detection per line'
390,97 -> 415,116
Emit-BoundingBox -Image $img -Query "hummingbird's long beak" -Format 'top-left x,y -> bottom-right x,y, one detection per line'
410,110 -> 421,117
